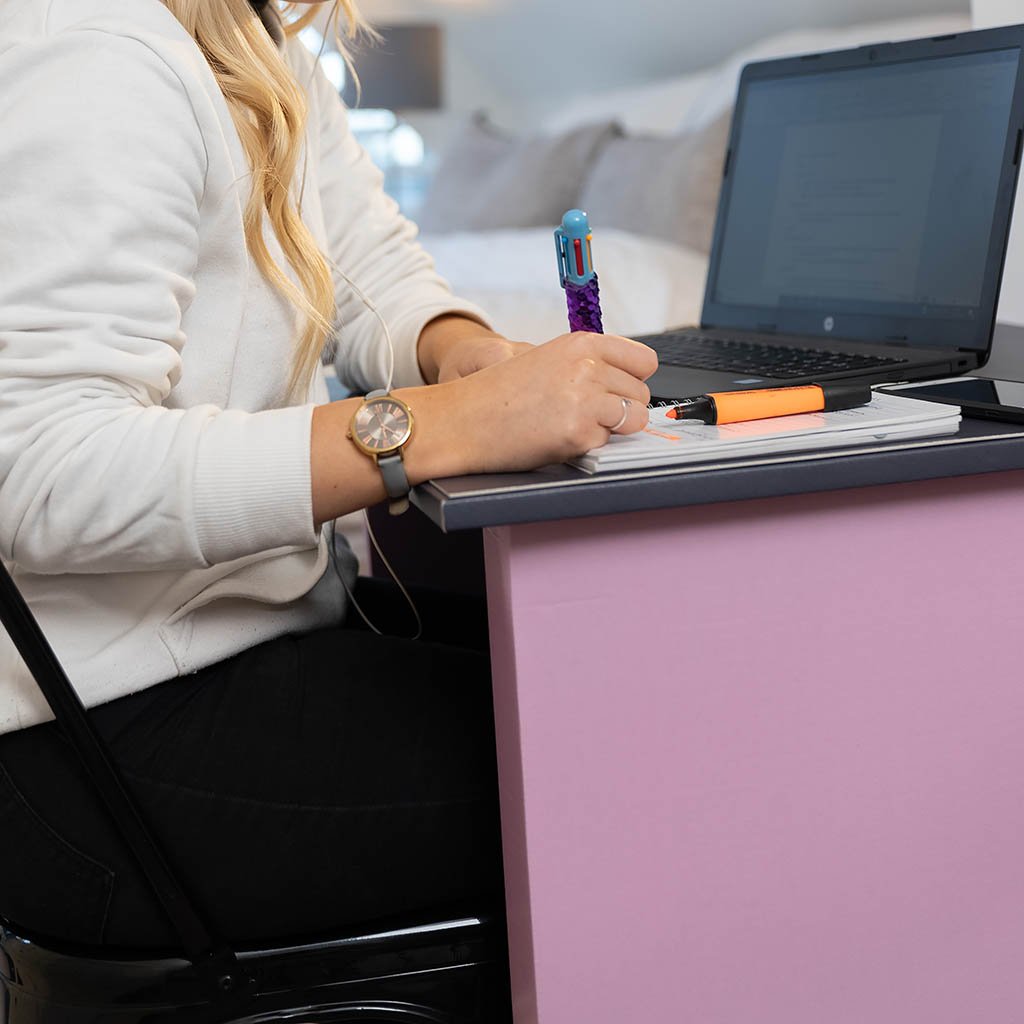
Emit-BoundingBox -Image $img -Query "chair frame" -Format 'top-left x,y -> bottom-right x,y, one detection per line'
0,559 -> 510,1023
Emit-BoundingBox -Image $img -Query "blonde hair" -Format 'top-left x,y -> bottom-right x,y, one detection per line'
163,0 -> 366,400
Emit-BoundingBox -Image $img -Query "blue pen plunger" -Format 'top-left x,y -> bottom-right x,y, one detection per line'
555,209 -> 604,334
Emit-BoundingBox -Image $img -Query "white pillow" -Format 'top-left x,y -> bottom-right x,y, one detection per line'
422,228 -> 708,341
416,115 -> 620,234
542,72 -> 714,138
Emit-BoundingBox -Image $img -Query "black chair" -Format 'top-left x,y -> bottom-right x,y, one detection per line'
0,560 -> 512,1024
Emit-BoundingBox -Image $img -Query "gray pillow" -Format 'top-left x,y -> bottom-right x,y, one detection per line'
578,112 -> 732,253
417,114 -> 620,234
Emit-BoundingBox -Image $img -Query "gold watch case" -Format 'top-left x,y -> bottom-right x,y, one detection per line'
347,394 -> 414,457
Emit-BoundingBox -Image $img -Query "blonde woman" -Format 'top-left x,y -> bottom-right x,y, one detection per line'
0,0 -> 655,946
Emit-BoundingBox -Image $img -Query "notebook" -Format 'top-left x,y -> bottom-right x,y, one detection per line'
571,393 -> 961,474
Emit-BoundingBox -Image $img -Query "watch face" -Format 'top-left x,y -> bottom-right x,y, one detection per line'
352,397 -> 413,454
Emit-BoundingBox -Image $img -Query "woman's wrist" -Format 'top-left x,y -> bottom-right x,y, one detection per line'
417,313 -> 506,384
310,380 -> 483,528
393,380 -> 481,482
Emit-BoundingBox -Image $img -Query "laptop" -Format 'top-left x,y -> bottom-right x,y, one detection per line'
641,24 -> 1024,402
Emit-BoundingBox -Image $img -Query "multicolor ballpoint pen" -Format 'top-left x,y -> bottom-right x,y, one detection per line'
555,209 -> 604,334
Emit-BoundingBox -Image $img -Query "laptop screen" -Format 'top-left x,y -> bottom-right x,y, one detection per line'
704,40 -> 1024,350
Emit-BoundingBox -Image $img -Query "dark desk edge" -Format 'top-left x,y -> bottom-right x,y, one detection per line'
412,420 -> 1024,532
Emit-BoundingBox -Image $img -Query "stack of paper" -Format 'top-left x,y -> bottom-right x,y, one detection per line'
571,393 -> 961,474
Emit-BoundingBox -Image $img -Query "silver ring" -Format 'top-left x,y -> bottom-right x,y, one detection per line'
610,397 -> 631,432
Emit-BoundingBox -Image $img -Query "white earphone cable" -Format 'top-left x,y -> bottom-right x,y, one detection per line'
324,252 -> 412,637
294,2 -> 415,637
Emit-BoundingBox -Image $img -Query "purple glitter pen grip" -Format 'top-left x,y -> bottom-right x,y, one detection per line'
565,276 -> 604,334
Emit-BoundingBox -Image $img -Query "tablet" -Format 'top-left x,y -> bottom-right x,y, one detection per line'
878,377 -> 1024,423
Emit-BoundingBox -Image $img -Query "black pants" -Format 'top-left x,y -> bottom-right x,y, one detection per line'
0,579 -> 502,949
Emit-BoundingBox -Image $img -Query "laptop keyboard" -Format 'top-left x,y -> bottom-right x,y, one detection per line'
653,332 -> 909,379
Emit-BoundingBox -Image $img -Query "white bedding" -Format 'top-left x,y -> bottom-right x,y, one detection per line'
422,228 -> 709,343
419,14 -> 974,345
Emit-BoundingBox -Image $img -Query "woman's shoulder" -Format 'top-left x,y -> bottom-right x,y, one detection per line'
4,0 -> 214,92
1,0 -> 213,183
7,0 -> 184,40
3,0 -> 228,159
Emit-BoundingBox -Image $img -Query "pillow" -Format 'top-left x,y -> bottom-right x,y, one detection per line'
420,227 -> 709,341
416,114 -> 620,234
541,72 -> 715,137
578,111 -> 730,254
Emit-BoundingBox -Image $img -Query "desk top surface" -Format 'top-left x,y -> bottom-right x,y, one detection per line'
414,416 -> 1024,532
414,325 -> 1024,532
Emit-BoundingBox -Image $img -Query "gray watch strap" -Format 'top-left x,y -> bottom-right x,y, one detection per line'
378,451 -> 410,508
366,390 -> 410,515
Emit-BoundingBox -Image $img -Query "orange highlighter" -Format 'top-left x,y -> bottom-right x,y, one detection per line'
666,382 -> 872,424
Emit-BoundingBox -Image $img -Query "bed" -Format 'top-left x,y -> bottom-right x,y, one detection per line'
418,13 -> 971,343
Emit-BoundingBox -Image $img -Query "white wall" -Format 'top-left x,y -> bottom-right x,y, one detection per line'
352,0 -> 968,154
973,0 -> 1024,326
361,0 -> 967,135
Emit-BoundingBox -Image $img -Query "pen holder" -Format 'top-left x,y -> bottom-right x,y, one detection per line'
566,276 -> 604,334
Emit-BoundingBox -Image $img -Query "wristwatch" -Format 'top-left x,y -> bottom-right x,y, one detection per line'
347,389 -> 414,515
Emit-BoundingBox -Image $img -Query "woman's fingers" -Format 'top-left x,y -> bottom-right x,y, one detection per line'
599,363 -> 652,407
439,331 -> 659,475
599,393 -> 649,434
591,333 -> 660,381
567,339 -> 651,435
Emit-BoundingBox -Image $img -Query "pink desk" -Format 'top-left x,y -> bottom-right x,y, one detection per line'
418,420 -> 1024,1024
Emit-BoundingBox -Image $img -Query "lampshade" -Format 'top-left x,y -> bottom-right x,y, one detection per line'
342,24 -> 444,111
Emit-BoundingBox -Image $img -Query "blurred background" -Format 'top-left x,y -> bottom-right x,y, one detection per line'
305,0 -> 967,211
304,0 -> 987,346
312,0 -> 1024,572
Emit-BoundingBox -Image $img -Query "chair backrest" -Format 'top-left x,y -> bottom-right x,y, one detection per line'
0,558 -> 239,985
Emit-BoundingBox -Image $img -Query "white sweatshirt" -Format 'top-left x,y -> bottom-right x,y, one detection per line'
0,0 -> 487,733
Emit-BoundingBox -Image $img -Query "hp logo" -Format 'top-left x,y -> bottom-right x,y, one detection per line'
823,316 -> 835,332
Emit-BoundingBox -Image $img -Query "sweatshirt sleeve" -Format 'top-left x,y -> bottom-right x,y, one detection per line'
301,45 -> 492,393
0,30 -> 318,575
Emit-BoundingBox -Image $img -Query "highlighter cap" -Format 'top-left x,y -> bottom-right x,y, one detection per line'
555,208 -> 596,287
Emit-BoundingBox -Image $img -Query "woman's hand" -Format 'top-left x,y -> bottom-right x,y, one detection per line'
417,314 -> 531,384
311,330 -> 658,527
435,335 -> 534,384
398,331 -> 659,477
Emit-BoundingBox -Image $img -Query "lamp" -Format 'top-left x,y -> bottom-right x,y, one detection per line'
342,24 -> 444,112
